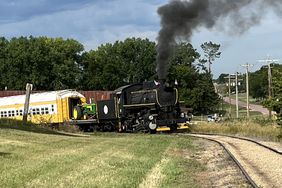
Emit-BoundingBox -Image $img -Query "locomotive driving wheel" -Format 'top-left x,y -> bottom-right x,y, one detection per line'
148,121 -> 157,134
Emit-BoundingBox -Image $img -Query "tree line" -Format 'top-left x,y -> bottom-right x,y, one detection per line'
249,64 -> 282,124
0,36 -> 220,114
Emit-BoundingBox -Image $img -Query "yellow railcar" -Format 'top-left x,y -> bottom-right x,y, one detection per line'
0,90 -> 86,124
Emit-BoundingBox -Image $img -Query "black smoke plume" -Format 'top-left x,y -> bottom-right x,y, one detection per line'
156,0 -> 282,80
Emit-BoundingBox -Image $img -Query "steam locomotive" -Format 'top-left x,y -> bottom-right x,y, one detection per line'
73,80 -> 189,133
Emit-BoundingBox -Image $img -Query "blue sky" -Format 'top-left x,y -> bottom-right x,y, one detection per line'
0,0 -> 281,78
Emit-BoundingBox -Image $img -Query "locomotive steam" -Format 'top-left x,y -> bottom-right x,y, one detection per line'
156,0 -> 282,80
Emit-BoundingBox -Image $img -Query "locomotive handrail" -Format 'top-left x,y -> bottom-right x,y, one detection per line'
123,103 -> 156,107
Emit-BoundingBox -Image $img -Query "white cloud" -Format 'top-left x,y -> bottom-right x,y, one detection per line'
0,0 -> 161,50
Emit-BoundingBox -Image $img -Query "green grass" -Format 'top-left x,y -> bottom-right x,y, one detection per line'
191,100 -> 282,142
0,119 -> 82,136
217,102 -> 263,119
160,136 -> 204,188
193,102 -> 263,122
0,125 -> 204,188
194,101 -> 263,121
190,120 -> 281,142
229,93 -> 262,105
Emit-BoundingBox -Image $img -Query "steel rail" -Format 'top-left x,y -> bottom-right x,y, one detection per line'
183,134 -> 259,188
189,132 -> 282,155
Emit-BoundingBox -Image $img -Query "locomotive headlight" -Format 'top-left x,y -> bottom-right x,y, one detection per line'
181,113 -> 185,118
149,115 -> 154,121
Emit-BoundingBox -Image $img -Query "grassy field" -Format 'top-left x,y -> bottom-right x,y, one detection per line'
0,126 -> 204,188
190,120 -> 282,142
229,93 -> 262,105
219,102 -> 263,118
193,102 -> 263,122
191,98 -> 282,142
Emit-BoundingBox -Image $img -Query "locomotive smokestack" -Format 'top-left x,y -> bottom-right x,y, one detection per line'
156,0 -> 282,80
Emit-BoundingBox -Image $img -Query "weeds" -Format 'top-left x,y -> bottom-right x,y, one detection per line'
190,119 -> 281,142
0,119 -> 81,134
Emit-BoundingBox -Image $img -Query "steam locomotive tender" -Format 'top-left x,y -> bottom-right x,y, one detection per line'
95,81 -> 186,133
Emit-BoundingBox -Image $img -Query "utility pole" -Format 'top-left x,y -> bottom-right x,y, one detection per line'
241,63 -> 253,119
23,83 -> 33,124
235,72 -> 239,118
224,74 -> 235,118
234,72 -> 243,119
228,75 -> 231,117
258,56 -> 279,118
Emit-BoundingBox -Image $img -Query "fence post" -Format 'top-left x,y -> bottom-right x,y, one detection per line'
23,83 -> 33,124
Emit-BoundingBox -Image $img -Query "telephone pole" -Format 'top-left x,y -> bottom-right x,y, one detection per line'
224,74 -> 235,118
224,74 -> 232,117
258,56 -> 279,118
234,72 -> 243,118
241,63 -> 253,119
228,75 -> 231,117
235,72 -> 239,118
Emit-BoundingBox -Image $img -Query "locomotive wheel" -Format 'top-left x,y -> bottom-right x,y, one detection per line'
73,106 -> 82,120
148,121 -> 157,134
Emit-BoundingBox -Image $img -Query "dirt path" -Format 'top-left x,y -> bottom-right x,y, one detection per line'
139,158 -> 170,188
193,134 -> 282,188
192,139 -> 250,187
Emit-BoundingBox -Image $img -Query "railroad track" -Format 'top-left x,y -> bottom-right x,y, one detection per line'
183,133 -> 282,188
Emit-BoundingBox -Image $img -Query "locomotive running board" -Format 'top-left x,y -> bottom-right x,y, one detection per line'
157,127 -> 171,131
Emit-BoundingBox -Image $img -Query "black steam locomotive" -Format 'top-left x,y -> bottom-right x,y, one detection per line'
94,80 -> 188,133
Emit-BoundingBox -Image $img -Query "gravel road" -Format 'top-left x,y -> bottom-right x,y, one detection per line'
192,134 -> 282,188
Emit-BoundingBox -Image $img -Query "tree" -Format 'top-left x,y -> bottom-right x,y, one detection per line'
201,41 -> 221,73
3,36 -> 31,89
0,37 -> 8,89
80,38 -> 156,90
0,36 -> 220,115
167,43 -> 200,88
216,73 -> 229,84
80,43 -> 128,90
46,37 -> 84,90
264,66 -> 282,114
119,38 -> 156,83
0,36 -> 84,90
167,42 -> 220,114
249,67 -> 268,99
